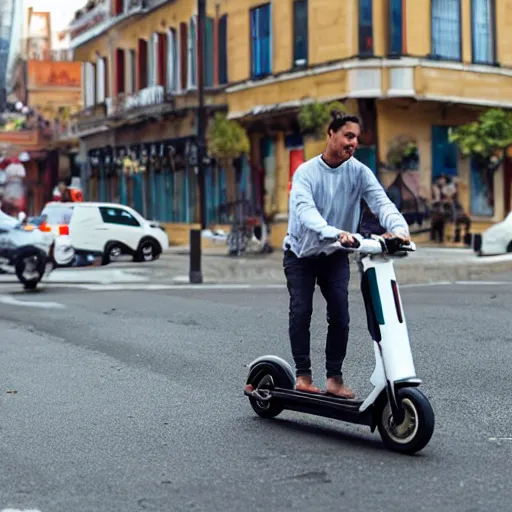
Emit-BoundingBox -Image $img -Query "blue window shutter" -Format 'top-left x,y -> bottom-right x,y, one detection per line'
250,3 -> 271,78
431,0 -> 461,61
293,0 -> 308,67
358,0 -> 373,56
471,0 -> 494,64
204,17 -> 214,87
218,15 -> 228,84
389,0 -> 402,55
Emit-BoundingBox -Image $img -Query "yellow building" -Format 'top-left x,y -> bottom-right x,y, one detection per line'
69,0 -> 230,239
70,0 -> 512,246
224,0 -> 512,245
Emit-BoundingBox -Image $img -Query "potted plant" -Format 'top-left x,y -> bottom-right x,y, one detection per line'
386,136 -> 419,171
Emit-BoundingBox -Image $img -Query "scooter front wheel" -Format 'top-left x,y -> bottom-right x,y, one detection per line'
378,387 -> 435,455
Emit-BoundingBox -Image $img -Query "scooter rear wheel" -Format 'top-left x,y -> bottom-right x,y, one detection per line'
378,387 -> 435,454
247,362 -> 294,419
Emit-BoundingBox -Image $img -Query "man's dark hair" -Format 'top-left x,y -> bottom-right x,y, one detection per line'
327,115 -> 361,134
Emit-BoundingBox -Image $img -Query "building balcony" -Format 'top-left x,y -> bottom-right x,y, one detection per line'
226,57 -> 512,120
71,102 -> 109,137
0,126 -> 53,150
108,85 -> 168,118
68,0 -> 167,49
68,1 -> 110,45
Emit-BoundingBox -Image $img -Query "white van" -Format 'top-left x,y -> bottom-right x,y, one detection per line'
40,202 -> 170,265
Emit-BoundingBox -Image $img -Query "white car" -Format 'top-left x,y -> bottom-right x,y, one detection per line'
472,211 -> 512,256
40,202 -> 169,265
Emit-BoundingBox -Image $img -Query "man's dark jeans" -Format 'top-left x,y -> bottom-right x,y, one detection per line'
283,249 -> 350,379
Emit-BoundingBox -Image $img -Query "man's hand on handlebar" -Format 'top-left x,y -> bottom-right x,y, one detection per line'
382,232 -> 411,244
339,232 -> 359,247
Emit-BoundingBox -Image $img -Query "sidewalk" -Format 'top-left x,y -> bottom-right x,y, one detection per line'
124,245 -> 512,286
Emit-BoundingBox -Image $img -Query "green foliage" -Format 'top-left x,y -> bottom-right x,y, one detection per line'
207,112 -> 250,162
298,100 -> 347,138
386,136 -> 419,170
448,108 -> 512,169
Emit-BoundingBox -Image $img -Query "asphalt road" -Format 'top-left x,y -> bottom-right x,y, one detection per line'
0,277 -> 511,511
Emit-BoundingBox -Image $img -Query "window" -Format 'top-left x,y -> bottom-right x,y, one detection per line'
293,0 -> 308,67
188,16 -> 197,89
204,17 -> 214,87
218,14 -> 228,84
471,0 -> 495,64
389,0 -> 403,55
41,206 -> 74,225
250,3 -> 272,78
358,0 -> 373,56
167,28 -> 179,92
99,207 -> 140,227
431,0 -> 461,61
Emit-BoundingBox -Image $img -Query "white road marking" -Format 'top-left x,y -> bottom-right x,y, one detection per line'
401,281 -> 510,289
1,509 -> 42,512
488,437 -> 512,442
0,295 -> 65,309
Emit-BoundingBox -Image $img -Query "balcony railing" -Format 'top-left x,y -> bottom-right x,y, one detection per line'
110,85 -> 166,115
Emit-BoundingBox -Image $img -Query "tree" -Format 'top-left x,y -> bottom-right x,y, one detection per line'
207,112 -> 250,204
448,108 -> 512,174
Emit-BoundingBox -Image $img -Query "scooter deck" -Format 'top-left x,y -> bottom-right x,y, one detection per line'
247,387 -> 374,427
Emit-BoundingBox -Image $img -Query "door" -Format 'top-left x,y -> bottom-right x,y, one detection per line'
70,205 -> 105,252
98,206 -> 143,251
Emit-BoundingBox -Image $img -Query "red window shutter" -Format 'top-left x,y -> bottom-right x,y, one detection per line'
157,33 -> 167,87
114,0 -> 123,15
179,22 -> 188,90
116,49 -> 125,94
138,39 -> 148,90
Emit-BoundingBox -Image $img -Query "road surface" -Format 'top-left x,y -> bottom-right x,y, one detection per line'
0,276 -> 511,511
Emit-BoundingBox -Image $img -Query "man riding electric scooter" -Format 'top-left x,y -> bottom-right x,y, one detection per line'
274,115 -> 410,399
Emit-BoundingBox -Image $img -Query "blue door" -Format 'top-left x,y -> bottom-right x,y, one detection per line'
355,146 -> 377,175
431,126 -> 458,181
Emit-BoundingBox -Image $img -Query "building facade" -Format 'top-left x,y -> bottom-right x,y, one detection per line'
1,7 -> 83,216
70,0 -> 235,238
71,0 -> 512,246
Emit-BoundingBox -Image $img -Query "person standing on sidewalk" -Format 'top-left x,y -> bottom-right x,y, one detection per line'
283,115 -> 410,398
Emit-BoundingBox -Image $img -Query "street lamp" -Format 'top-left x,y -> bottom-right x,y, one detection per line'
189,0 -> 207,284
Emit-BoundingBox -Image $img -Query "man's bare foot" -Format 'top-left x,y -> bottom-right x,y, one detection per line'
296,375 -> 321,393
326,376 -> 355,399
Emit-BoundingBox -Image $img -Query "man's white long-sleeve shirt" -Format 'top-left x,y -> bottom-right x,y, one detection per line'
284,155 -> 409,257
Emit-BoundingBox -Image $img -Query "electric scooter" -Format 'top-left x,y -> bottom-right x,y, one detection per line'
243,234 -> 435,455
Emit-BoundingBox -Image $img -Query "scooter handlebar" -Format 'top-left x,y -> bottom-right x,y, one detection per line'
321,233 -> 416,255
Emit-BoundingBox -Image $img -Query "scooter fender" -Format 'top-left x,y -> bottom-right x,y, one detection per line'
245,355 -> 295,390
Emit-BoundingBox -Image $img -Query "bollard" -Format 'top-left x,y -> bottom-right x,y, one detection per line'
189,228 -> 203,284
